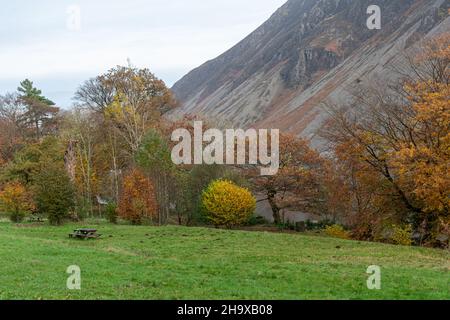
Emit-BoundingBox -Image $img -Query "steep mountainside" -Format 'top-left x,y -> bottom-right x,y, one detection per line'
171,0 -> 450,143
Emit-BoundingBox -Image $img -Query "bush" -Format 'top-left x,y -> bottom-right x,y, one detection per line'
118,169 -> 157,225
324,225 -> 351,240
34,165 -> 76,225
202,179 -> 256,228
277,220 -> 296,231
0,181 -> 35,223
105,202 -> 118,224
305,219 -> 334,231
246,216 -> 268,226
391,224 -> 413,246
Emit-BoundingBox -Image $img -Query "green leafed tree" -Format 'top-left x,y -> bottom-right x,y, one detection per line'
34,163 -> 76,225
135,129 -> 174,225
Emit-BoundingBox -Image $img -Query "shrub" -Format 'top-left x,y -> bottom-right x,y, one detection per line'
118,169 -> 157,225
391,224 -> 413,246
34,164 -> 76,225
202,179 -> 256,228
277,220 -> 296,231
324,225 -> 351,240
105,202 -> 118,224
246,216 -> 268,226
0,181 -> 35,222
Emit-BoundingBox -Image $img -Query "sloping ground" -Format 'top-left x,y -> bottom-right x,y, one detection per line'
0,222 -> 448,299
171,0 -> 450,144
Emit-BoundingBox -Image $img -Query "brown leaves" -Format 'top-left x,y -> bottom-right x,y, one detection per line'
250,133 -> 326,222
321,33 -> 450,242
118,168 -> 158,225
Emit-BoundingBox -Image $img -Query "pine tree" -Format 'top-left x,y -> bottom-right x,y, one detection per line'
17,79 -> 59,138
17,79 -> 55,105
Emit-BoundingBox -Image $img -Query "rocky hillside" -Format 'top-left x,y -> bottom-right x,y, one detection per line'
171,0 -> 450,144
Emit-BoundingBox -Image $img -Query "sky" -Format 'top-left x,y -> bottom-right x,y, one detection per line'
0,0 -> 286,108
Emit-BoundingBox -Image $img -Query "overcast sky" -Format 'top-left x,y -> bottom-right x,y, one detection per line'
0,0 -> 286,108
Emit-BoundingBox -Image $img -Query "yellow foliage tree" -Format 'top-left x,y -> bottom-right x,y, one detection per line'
0,181 -> 35,222
323,34 -> 449,245
202,180 -> 256,228
393,82 -> 450,215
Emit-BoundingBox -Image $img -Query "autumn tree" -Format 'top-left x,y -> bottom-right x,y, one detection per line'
73,77 -> 114,113
0,181 -> 35,222
392,81 -> 449,241
322,141 -> 405,240
135,129 -> 174,225
97,125 -> 127,204
0,93 -> 26,161
75,66 -> 176,155
133,118 -> 243,225
118,168 -> 158,225
250,133 -> 326,224
160,116 -> 229,225
391,34 -> 450,219
322,34 -> 449,244
61,109 -> 101,217
70,66 -> 180,220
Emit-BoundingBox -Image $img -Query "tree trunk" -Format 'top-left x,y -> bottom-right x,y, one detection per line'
267,190 -> 281,224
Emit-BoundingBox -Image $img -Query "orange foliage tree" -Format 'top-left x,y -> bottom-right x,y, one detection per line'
0,181 -> 35,222
393,82 -> 449,215
323,34 -> 449,244
250,133 -> 326,224
323,141 -> 405,240
118,168 -> 157,225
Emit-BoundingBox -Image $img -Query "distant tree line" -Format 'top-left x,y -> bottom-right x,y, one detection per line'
0,35 -> 448,248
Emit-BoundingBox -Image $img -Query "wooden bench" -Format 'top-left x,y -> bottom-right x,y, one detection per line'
69,229 -> 101,240
28,216 -> 44,223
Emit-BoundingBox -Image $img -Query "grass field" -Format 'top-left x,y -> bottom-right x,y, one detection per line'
0,221 -> 448,300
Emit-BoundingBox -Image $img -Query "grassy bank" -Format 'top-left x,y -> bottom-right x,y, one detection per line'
0,221 -> 448,299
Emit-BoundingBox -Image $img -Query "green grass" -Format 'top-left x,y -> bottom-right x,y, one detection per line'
0,221 -> 448,300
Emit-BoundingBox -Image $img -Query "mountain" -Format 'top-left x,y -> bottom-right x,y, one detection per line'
171,0 -> 450,145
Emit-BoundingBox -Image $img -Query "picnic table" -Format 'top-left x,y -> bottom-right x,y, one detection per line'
69,228 -> 101,240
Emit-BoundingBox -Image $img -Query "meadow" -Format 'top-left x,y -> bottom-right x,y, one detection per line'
0,221 -> 448,300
